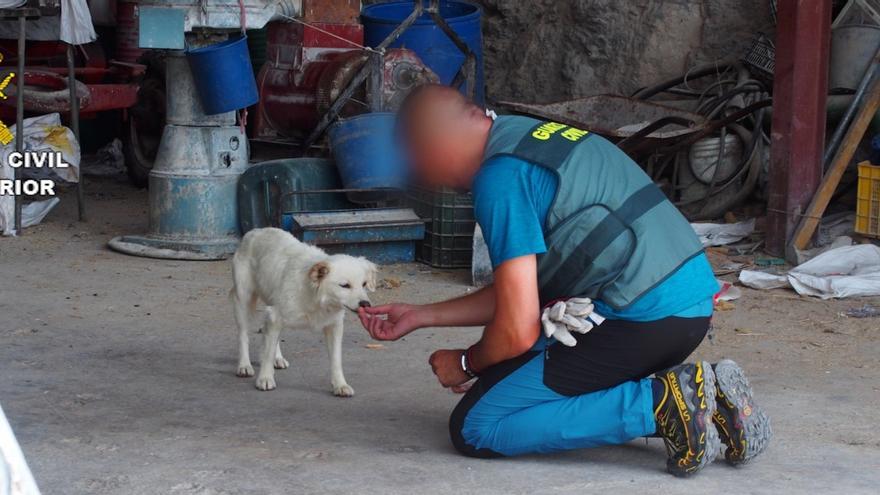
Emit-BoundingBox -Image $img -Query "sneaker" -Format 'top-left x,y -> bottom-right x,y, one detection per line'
654,361 -> 720,477
712,360 -> 772,466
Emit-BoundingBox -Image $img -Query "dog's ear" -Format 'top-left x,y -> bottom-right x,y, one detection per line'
363,259 -> 378,291
309,261 -> 330,284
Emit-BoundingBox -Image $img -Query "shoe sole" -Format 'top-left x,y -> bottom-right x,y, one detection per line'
668,361 -> 721,477
714,359 -> 772,466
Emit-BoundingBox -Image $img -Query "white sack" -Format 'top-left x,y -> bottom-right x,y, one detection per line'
738,270 -> 789,290
22,197 -> 60,229
0,113 -> 80,183
0,114 -> 79,236
739,244 -> 880,299
691,219 -> 756,247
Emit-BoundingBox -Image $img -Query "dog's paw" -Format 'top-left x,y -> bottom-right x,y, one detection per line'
236,364 -> 254,377
332,384 -> 354,397
255,376 -> 276,391
273,357 -> 289,369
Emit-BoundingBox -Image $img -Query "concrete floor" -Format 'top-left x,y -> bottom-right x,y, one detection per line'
1,177 -> 879,495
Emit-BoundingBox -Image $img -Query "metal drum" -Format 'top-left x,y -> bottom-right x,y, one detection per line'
109,51 -> 249,260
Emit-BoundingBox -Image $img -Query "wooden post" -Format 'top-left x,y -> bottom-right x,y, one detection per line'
790,74 -> 880,251
766,0 -> 832,258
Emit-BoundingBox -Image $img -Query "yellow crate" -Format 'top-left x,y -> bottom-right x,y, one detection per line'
856,161 -> 880,238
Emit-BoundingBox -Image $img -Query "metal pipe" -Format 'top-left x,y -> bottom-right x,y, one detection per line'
14,15 -> 25,234
823,48 -> 880,170
368,51 -> 384,112
303,63 -> 372,149
375,3 -> 424,51
67,43 -> 85,221
428,0 -> 476,99
616,116 -> 700,153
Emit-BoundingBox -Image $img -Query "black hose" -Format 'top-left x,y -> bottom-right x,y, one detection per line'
631,61 -> 771,218
632,62 -> 736,100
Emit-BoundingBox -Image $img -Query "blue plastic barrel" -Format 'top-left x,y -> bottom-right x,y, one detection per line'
185,35 -> 259,115
329,113 -> 407,192
362,1 -> 485,104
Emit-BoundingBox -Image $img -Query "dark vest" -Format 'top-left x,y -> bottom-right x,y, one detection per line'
482,116 -> 704,309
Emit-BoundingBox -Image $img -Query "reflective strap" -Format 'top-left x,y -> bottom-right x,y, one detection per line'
543,184 -> 669,296
512,121 -> 592,170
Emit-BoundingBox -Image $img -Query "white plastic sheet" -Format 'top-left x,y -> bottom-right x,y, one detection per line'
691,219 -> 756,247
60,0 -> 97,45
739,244 -> 880,299
0,0 -> 96,42
0,403 -> 41,495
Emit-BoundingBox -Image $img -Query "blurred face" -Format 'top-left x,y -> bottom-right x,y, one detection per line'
400,87 -> 489,189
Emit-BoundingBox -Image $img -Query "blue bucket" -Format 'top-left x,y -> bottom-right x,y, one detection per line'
185,35 -> 259,115
362,1 -> 485,104
329,113 -> 407,192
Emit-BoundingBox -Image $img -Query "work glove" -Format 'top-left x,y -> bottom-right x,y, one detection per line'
540,297 -> 605,347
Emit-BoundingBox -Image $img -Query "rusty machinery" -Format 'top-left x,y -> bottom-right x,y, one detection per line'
251,0 -> 437,143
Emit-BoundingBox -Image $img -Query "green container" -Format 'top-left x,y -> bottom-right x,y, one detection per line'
409,187 -> 475,268
238,158 -> 353,233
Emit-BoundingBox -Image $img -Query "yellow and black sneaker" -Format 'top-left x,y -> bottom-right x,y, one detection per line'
654,361 -> 720,477
712,359 -> 772,466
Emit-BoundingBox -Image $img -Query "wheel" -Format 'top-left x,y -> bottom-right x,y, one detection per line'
122,54 -> 166,187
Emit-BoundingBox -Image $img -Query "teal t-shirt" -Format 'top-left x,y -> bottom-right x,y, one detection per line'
472,155 -> 718,321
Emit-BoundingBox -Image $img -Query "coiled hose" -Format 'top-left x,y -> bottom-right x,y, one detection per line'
634,62 -> 770,220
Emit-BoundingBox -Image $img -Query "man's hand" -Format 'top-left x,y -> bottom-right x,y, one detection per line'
429,349 -> 472,389
358,303 -> 421,341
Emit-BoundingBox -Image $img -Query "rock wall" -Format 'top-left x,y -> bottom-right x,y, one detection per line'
473,0 -> 773,102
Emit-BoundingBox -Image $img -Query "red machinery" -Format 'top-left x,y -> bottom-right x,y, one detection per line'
251,0 -> 436,140
0,40 -> 141,120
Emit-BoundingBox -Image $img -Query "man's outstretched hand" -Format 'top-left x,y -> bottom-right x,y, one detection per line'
357,303 -> 422,341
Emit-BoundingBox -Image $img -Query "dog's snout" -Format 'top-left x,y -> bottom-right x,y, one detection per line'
358,300 -> 371,308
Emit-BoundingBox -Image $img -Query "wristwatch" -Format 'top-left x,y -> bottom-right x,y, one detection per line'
460,349 -> 478,379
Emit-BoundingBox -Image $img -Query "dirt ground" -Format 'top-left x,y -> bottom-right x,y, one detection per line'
1,176 -> 878,494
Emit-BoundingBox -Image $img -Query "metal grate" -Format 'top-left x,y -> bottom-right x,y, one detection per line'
743,33 -> 775,80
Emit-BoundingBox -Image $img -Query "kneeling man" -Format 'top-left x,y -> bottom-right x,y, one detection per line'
358,85 -> 771,477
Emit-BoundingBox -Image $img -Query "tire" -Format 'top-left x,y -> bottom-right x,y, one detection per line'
123,54 -> 166,187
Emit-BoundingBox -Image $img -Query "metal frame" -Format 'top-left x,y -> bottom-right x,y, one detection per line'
303,0 -> 477,148
766,0 -> 832,257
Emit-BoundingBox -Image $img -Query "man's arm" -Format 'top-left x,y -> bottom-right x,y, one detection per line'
358,283 -> 497,341
428,254 -> 541,388
418,284 -> 496,327
466,254 -> 540,370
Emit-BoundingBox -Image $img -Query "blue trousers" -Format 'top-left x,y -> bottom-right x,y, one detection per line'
449,316 -> 709,457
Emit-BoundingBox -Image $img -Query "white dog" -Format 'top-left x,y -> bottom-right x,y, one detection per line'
230,227 -> 377,396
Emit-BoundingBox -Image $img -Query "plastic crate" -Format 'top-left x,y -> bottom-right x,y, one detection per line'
409,188 -> 475,268
855,161 -> 880,238
743,33 -> 775,80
